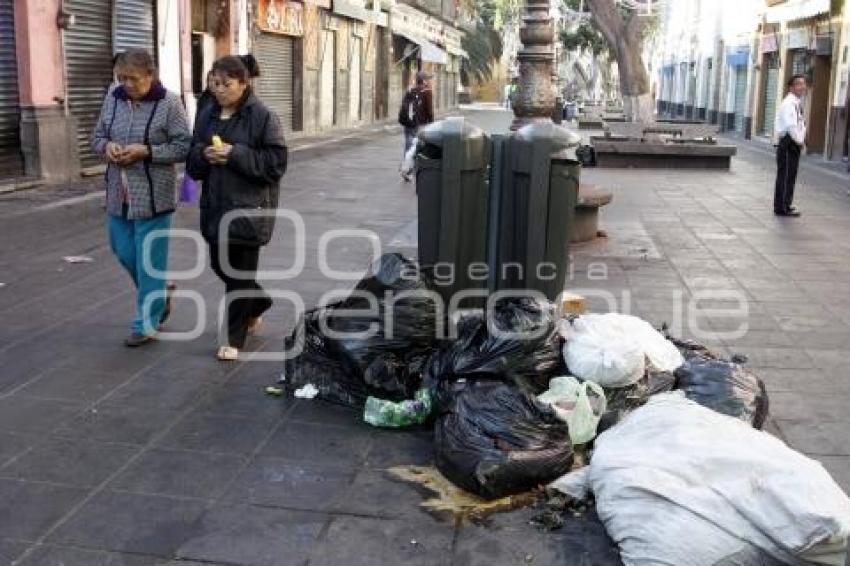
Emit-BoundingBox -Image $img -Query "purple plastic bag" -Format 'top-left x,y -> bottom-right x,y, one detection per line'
179,173 -> 199,204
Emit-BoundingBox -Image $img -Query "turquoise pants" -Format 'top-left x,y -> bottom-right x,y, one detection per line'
107,208 -> 172,335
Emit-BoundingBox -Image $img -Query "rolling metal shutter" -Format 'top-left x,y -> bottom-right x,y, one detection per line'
0,0 -> 22,177
255,32 -> 295,134
733,66 -> 747,133
761,65 -> 779,136
65,0 -> 114,168
114,0 -> 155,54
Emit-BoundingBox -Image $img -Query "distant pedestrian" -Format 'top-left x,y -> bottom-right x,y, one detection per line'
106,52 -> 123,96
91,48 -> 191,347
196,70 -> 216,121
186,55 -> 287,362
773,74 -> 807,217
397,71 -> 435,182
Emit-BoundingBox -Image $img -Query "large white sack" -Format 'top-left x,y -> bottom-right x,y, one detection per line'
551,393 -> 850,566
562,314 -> 684,388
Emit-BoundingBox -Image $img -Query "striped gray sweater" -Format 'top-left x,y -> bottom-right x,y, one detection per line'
92,83 -> 191,219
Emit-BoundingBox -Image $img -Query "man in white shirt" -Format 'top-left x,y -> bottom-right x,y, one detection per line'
773,74 -> 807,217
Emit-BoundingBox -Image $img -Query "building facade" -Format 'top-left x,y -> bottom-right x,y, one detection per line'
656,0 -> 850,160
1,0 -> 464,184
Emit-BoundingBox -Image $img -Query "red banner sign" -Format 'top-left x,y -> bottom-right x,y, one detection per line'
257,0 -> 304,36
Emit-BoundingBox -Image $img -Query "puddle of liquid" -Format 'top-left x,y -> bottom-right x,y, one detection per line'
388,465 -> 540,526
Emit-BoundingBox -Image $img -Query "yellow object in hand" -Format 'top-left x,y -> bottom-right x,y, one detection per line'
211,135 -> 223,148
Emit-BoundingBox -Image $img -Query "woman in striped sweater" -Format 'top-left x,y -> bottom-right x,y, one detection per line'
92,48 -> 192,347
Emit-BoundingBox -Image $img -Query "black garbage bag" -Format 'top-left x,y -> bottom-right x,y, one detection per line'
434,379 -> 574,500
674,357 -> 769,429
282,306 -> 369,407
282,254 -> 441,407
323,253 -> 440,399
424,297 -> 564,397
665,333 -> 720,361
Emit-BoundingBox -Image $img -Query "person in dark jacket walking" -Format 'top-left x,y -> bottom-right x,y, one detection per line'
92,48 -> 191,347
195,71 -> 216,121
186,56 -> 288,361
398,71 -> 435,182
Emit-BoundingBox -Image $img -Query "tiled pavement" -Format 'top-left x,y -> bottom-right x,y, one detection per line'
0,105 -> 848,564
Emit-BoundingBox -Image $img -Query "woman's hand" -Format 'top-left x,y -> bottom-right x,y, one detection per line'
106,142 -> 124,163
117,144 -> 150,165
203,145 -> 224,164
203,143 -> 233,165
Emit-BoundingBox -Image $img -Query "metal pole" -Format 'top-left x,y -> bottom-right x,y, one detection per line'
510,0 -> 555,130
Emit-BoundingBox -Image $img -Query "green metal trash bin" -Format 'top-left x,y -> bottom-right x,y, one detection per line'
415,117 -> 491,305
491,122 -> 582,301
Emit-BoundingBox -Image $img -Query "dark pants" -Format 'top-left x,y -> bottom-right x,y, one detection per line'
209,242 -> 272,348
774,134 -> 801,214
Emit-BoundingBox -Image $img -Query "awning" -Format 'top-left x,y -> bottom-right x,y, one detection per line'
726,46 -> 749,67
394,29 -> 449,65
765,0 -> 829,24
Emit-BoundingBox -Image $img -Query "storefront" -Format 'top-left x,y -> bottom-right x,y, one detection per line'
64,0 -> 157,168
390,4 -> 450,110
0,0 -> 22,177
254,0 -> 303,134
331,0 -> 388,127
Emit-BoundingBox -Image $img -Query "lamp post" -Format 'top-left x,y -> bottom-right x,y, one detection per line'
511,0 -> 556,130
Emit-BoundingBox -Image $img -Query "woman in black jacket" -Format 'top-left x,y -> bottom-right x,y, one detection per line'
187,56 -> 288,361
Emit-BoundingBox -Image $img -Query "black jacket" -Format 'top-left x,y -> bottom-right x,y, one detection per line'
187,89 -> 288,246
196,89 -> 216,121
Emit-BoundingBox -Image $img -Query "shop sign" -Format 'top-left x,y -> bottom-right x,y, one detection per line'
305,0 -> 331,9
443,26 -> 464,55
257,0 -> 304,36
333,0 -> 388,26
760,33 -> 779,54
391,4 -> 443,44
787,27 -> 810,50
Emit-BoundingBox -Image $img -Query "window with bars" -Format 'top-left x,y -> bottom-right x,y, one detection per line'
791,50 -> 811,80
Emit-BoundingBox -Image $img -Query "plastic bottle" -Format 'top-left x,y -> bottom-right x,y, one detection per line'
364,388 -> 432,428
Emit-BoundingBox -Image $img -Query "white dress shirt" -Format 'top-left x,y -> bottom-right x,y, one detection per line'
774,93 -> 806,146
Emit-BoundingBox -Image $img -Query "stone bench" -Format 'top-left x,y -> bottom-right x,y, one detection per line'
606,122 -> 719,142
605,122 -> 645,139
572,184 -> 613,243
578,116 -> 606,130
592,139 -> 737,169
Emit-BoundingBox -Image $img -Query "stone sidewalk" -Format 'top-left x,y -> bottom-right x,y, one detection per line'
0,105 -> 848,565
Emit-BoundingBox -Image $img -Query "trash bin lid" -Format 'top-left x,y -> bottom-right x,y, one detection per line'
516,121 -> 582,154
418,117 -> 490,168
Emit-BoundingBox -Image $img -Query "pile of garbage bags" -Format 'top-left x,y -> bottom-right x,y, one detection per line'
279,254 -> 850,561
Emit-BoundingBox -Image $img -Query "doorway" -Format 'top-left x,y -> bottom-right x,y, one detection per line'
807,54 -> 831,153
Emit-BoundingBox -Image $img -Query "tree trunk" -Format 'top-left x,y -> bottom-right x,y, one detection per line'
585,0 -> 654,122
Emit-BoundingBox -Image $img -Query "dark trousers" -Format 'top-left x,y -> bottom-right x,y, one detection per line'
774,134 -> 801,214
209,242 -> 272,348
